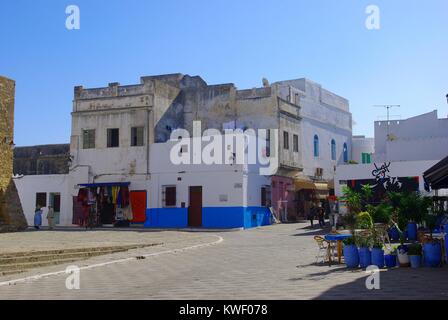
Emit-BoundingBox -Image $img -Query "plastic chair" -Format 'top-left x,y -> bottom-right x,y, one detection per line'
314,236 -> 336,265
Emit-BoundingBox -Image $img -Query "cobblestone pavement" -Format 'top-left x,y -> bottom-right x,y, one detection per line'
0,223 -> 447,299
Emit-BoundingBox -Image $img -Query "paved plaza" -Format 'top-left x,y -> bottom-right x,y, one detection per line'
0,223 -> 447,300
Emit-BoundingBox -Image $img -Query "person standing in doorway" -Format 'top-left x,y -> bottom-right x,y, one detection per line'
34,207 -> 43,230
47,205 -> 55,230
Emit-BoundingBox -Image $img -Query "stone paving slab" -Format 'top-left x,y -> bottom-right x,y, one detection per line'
0,223 -> 447,300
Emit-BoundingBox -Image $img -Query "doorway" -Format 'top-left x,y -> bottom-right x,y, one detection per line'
188,186 -> 202,227
49,193 -> 61,225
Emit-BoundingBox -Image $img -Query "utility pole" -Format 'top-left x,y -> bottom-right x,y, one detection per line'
374,105 -> 400,138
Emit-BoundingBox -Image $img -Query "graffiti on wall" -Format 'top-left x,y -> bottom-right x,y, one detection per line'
347,162 -> 419,202
371,162 -> 403,190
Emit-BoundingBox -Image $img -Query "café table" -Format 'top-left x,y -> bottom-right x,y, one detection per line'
324,233 -> 353,264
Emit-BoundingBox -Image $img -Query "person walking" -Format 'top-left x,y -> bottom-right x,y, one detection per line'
318,207 -> 326,228
46,205 -> 55,230
33,207 -> 43,230
308,204 -> 315,228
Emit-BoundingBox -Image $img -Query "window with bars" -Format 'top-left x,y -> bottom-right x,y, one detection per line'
162,186 -> 176,207
82,129 -> 95,149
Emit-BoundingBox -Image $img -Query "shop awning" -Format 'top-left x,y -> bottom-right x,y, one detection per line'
423,155 -> 448,190
78,182 -> 131,188
294,179 -> 330,191
315,182 -> 329,191
295,179 -> 316,190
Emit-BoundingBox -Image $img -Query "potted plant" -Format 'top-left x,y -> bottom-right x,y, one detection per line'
356,235 -> 372,269
371,239 -> 385,268
399,192 -> 431,241
343,236 -> 359,268
356,211 -> 373,230
423,208 -> 442,267
368,202 -> 392,226
407,243 -> 422,268
384,245 -> 398,268
396,233 -> 410,267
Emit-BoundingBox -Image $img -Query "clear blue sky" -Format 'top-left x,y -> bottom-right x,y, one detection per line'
1,0 -> 447,146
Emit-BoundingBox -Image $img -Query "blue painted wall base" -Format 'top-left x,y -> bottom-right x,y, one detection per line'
145,206 -> 271,229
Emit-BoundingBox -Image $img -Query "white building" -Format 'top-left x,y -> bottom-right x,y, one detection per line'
352,135 -> 374,164
147,133 -> 272,228
274,78 -> 353,183
375,110 -> 448,162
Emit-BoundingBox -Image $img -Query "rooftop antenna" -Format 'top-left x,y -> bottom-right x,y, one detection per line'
374,105 -> 400,139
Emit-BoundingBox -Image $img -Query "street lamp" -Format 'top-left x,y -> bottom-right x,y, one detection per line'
446,93 -> 448,105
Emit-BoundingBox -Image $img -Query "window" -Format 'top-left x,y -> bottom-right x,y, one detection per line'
313,135 -> 319,157
362,152 -> 372,164
331,139 -> 336,161
131,127 -> 144,147
343,143 -> 348,163
163,186 -> 176,207
265,129 -> 271,157
36,193 -> 47,209
82,129 -> 95,149
283,131 -> 289,150
107,128 -> 119,148
293,134 -> 299,152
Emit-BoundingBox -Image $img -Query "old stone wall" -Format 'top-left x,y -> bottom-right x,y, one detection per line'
0,76 -> 27,231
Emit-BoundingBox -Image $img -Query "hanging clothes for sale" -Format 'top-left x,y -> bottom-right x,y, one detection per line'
120,186 -> 130,207
112,186 -> 119,204
123,205 -> 133,221
117,187 -> 122,206
77,188 -> 88,204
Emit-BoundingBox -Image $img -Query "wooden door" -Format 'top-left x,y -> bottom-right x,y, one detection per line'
188,186 -> 202,227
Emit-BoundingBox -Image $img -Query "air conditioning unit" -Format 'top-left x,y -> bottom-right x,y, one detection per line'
315,167 -> 323,177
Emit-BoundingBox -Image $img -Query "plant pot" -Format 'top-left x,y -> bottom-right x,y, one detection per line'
384,254 -> 397,268
409,255 -> 421,268
343,244 -> 359,268
371,248 -> 384,268
358,247 -> 371,269
406,222 -> 418,241
397,245 -> 410,267
423,242 -> 442,268
388,227 -> 400,241
446,234 -> 448,263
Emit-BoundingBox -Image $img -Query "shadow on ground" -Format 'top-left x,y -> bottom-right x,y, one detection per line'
313,266 -> 448,300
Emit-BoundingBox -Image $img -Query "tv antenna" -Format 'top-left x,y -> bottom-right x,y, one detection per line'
374,105 -> 400,137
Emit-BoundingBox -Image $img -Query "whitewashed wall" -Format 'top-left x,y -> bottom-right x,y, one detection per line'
375,110 -> 448,162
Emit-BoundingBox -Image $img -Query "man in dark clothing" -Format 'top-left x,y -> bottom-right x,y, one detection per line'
318,207 -> 326,228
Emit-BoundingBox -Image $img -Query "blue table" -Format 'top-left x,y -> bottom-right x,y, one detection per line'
324,234 -> 353,264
